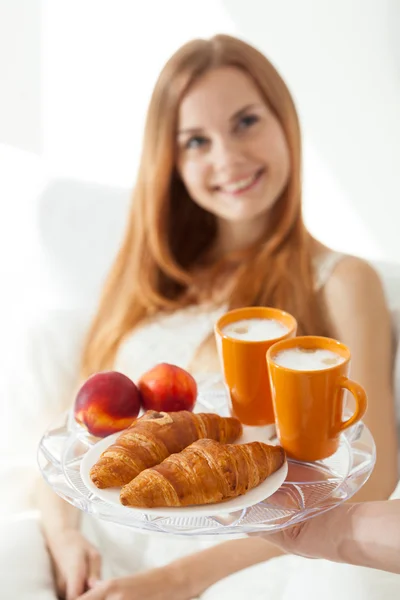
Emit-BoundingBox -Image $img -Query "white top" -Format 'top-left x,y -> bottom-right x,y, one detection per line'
115,303 -> 226,381
313,251 -> 345,291
116,251 -> 346,381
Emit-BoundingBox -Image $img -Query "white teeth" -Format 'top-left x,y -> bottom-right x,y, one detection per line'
221,172 -> 258,193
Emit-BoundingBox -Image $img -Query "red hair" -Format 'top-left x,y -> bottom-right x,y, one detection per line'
81,34 -> 329,378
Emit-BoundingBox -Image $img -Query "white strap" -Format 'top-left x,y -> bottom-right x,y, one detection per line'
313,252 -> 346,292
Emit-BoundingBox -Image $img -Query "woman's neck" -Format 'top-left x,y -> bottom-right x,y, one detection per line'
214,215 -> 269,258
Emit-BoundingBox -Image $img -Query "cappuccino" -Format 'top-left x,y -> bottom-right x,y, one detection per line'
222,318 -> 289,342
273,347 -> 345,371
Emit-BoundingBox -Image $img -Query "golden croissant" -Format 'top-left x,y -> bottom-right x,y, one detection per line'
119,438 -> 286,508
90,410 -> 242,488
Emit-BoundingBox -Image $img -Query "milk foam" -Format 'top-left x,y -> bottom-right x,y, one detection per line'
274,347 -> 345,371
222,318 -> 289,342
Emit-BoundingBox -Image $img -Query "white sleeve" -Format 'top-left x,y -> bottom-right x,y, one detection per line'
0,308 -> 92,515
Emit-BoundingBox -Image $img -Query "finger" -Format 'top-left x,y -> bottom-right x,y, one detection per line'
54,571 -> 67,598
66,558 -> 88,600
50,557 -> 66,598
76,581 -> 107,599
87,549 -> 102,588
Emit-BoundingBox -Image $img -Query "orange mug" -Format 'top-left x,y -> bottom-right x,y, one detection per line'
267,336 -> 368,461
215,307 -> 297,426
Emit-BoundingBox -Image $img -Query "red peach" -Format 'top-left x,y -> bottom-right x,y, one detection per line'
138,363 -> 197,413
74,371 -> 141,437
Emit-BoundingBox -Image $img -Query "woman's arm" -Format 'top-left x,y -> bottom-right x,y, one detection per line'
36,480 -> 102,598
36,479 -> 81,540
167,537 -> 285,599
265,499 -> 400,574
323,257 -> 398,501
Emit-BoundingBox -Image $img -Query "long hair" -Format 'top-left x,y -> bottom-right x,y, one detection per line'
81,34 -> 329,378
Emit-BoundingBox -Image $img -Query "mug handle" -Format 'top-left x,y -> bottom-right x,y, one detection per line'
332,376 -> 368,436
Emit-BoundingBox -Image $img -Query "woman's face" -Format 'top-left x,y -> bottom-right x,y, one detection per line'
176,67 -> 291,223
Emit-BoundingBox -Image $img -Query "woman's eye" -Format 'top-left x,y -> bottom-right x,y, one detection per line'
237,114 -> 259,130
185,136 -> 208,150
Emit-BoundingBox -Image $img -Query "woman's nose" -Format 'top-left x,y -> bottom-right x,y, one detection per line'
210,137 -> 243,171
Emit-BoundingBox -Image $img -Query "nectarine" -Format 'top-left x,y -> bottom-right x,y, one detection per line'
74,371 -> 141,437
138,363 -> 197,413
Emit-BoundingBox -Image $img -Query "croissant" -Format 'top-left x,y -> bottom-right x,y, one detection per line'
90,410 -> 242,488
119,438 -> 285,508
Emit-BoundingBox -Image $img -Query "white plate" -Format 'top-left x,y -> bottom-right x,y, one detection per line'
80,424 -> 288,517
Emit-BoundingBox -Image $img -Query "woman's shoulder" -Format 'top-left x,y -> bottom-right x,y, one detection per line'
312,244 -> 380,294
315,249 -> 388,323
320,253 -> 382,293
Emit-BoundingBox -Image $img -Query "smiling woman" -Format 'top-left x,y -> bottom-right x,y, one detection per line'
82,35 -> 326,379
5,33 -> 398,600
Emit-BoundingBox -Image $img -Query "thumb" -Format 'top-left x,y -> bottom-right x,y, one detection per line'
268,519 -> 319,557
249,522 -> 307,554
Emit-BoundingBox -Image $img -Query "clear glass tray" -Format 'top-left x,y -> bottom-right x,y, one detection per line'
37,375 -> 376,536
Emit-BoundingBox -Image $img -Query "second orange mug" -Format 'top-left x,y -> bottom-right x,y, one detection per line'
215,307 -> 297,426
267,335 -> 368,461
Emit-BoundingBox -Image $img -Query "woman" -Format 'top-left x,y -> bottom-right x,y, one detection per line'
3,34 -> 398,599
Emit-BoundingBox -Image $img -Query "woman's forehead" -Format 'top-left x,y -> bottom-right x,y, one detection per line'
177,67 -> 265,130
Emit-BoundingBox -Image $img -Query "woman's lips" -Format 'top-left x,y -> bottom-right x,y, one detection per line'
215,168 -> 265,195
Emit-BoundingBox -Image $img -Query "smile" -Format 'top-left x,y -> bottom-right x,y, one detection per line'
216,168 -> 265,195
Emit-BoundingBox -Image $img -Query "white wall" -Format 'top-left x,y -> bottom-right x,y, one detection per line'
223,0 -> 400,262
0,0 -> 42,153
40,0 -> 235,187
0,0 -> 399,313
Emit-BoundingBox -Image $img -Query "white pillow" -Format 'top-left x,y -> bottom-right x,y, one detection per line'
0,514 -> 55,599
0,309 -> 91,515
